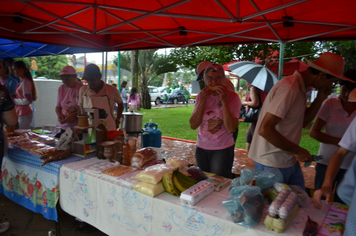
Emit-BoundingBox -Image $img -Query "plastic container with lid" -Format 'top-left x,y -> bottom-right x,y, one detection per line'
141,120 -> 162,148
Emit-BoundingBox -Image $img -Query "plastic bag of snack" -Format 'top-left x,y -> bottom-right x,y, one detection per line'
132,181 -> 165,197
221,185 -> 264,228
165,157 -> 190,170
187,166 -> 208,181
240,168 -> 283,190
133,164 -> 176,184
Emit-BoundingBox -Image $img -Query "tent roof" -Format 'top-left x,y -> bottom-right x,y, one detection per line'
1,0 -> 356,54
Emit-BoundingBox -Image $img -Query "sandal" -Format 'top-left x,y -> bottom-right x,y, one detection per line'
0,222 -> 10,234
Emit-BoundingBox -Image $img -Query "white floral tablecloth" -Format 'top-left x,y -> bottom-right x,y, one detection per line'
59,158 -> 342,236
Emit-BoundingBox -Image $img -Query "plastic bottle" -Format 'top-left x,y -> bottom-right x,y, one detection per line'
122,138 -> 131,166
96,120 -> 107,159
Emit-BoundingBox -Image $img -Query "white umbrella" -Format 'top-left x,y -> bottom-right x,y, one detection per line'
228,61 -> 279,92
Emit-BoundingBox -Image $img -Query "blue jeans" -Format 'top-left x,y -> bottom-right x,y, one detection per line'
254,161 -> 305,190
195,145 -> 235,178
123,103 -> 128,112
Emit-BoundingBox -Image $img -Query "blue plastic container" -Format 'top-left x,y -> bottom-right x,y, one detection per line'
141,122 -> 162,148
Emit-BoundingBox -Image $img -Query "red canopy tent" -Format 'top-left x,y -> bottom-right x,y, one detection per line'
1,0 -> 356,52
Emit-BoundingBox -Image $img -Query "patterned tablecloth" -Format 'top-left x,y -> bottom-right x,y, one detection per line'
0,147 -> 93,221
59,157 -> 344,236
159,137 -> 316,190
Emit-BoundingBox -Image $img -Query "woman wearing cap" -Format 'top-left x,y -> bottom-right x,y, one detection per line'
55,66 -> 83,138
310,69 -> 356,203
190,63 -> 241,178
13,61 -> 37,129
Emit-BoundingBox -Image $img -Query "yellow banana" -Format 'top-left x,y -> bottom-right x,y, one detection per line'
162,171 -> 181,196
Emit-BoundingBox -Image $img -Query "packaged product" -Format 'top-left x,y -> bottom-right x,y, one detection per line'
132,181 -> 165,197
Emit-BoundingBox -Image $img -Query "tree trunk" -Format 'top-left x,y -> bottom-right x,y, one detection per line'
141,74 -> 151,109
131,50 -> 138,87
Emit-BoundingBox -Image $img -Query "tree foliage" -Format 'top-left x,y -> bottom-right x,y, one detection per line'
170,42 -> 319,71
320,41 -> 356,71
15,55 -> 68,79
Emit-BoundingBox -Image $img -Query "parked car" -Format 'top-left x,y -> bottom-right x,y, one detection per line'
148,86 -> 161,105
160,89 -> 188,104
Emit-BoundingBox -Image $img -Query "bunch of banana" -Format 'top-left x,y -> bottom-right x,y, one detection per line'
162,171 -> 181,196
172,170 -> 198,193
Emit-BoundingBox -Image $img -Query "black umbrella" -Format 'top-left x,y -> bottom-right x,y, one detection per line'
228,61 -> 279,92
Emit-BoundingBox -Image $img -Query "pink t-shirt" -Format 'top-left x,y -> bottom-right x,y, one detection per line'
14,77 -> 33,116
56,82 -> 83,129
127,93 -> 140,106
193,90 -> 241,150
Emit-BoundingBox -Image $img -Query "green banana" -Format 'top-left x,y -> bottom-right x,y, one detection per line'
162,171 -> 181,196
175,170 -> 198,187
172,173 -> 189,192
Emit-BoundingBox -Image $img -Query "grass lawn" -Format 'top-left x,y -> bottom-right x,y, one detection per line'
139,106 -> 320,154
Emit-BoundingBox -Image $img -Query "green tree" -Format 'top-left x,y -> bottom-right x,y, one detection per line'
171,42 -> 319,72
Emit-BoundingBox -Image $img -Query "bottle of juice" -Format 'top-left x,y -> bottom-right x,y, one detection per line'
122,138 -> 131,166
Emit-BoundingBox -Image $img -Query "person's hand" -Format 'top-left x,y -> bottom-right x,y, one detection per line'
58,114 -> 66,124
294,147 -> 312,162
65,112 -> 77,123
199,87 -> 212,104
215,85 -> 228,103
313,186 -> 333,209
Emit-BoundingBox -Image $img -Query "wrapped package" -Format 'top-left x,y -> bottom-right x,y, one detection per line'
131,147 -> 157,168
132,181 -> 165,197
31,146 -> 57,155
134,164 -> 176,184
166,157 -> 190,170
141,159 -> 165,169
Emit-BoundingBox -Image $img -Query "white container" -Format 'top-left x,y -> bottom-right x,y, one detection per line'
180,180 -> 214,206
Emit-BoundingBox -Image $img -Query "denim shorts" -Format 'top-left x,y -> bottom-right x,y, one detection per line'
254,161 -> 305,190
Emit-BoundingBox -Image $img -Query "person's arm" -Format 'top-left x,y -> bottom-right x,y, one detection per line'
217,86 -> 239,133
310,117 -> 340,145
258,112 -> 312,162
242,86 -> 259,108
304,86 -> 331,127
114,89 -> 124,128
312,146 -> 349,209
3,108 -> 17,127
189,88 -> 210,130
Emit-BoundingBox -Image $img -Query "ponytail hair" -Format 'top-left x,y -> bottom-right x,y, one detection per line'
14,61 -> 38,101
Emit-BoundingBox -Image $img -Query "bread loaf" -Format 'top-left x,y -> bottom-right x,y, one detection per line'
131,148 -> 157,168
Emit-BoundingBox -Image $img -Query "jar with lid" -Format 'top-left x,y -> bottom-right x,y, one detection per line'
96,120 -> 107,159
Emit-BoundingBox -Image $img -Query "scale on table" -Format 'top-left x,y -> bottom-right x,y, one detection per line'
72,108 -> 106,157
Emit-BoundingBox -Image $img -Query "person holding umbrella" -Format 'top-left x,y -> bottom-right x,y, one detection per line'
247,52 -> 352,190
190,63 -> 241,178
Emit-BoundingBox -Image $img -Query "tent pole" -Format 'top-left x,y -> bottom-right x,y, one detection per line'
118,51 -> 121,91
278,42 -> 285,80
105,51 -> 108,83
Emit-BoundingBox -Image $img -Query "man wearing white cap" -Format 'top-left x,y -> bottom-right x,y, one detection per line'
55,65 -> 83,137
248,52 -> 353,190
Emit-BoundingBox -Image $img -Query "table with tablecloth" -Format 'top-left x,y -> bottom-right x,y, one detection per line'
59,157 -> 348,236
0,147 -> 93,221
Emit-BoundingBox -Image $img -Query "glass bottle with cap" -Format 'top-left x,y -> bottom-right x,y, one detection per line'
122,138 -> 131,166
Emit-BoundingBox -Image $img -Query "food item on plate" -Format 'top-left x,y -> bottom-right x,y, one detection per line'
41,148 -> 71,166
131,147 -> 157,168
102,165 -> 133,177
31,146 -> 57,156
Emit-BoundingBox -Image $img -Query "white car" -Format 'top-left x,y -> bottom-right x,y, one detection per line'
148,86 -> 161,105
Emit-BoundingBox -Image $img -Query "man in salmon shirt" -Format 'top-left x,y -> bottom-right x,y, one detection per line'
55,66 -> 83,138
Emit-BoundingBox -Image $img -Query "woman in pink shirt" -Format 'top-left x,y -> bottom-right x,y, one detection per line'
13,61 -> 38,129
127,87 -> 140,112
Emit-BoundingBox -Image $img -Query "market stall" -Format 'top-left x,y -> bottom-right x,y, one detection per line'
0,134 -> 94,221
59,157 -> 347,236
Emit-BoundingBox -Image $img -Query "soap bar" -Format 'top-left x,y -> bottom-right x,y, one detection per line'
180,180 -> 214,206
